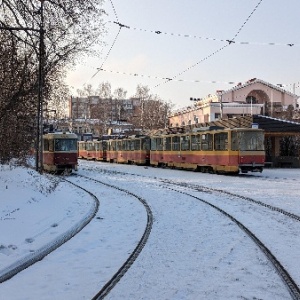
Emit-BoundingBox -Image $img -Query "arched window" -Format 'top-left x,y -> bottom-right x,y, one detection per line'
246,96 -> 257,104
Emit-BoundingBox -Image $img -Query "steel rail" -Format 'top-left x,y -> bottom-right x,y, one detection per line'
75,174 -> 153,300
163,184 -> 300,300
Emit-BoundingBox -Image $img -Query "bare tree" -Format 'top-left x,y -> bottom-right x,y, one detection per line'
0,0 -> 106,163
131,84 -> 173,131
47,72 -> 70,119
96,82 -> 112,98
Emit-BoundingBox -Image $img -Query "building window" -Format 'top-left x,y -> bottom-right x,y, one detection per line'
246,96 -> 257,104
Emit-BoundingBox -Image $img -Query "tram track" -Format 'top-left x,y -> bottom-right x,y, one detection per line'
79,165 -> 300,299
72,174 -> 153,300
161,183 -> 300,300
162,179 -> 300,223
81,165 -> 300,224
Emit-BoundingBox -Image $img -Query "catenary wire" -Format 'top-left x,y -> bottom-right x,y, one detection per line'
84,0 -> 122,84
97,68 -> 238,85
153,0 -> 265,89
117,25 -> 298,48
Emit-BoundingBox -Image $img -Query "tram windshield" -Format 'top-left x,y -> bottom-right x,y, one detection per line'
232,131 -> 264,151
55,139 -> 78,151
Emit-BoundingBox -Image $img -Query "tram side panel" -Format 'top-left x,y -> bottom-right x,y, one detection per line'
94,141 -> 107,161
107,140 -> 118,163
78,141 -> 88,159
150,128 -> 265,174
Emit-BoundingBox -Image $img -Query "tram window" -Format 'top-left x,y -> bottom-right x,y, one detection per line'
86,142 -> 94,151
49,140 -> 54,152
55,139 -> 77,151
165,137 -> 171,151
120,140 -> 125,151
156,138 -> 163,151
116,141 -> 122,151
151,138 -> 157,150
201,134 -> 213,150
214,133 -> 228,151
172,136 -> 180,151
191,134 -> 201,151
134,139 -> 141,150
79,142 -> 85,150
142,138 -> 150,150
231,132 -> 238,151
181,135 -> 190,151
240,131 -> 265,151
43,139 -> 49,151
121,140 -> 125,151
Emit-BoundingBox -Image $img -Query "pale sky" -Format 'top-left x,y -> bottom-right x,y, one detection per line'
66,0 -> 300,109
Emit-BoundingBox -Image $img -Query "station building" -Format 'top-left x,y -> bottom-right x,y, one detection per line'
169,78 -> 298,127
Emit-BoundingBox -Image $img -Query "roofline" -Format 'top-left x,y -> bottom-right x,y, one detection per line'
256,114 -> 300,126
221,79 -> 299,98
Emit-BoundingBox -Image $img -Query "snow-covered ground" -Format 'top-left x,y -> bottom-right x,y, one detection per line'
0,161 -> 299,299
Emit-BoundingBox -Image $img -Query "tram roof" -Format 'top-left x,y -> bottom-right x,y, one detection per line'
194,115 -> 300,135
43,132 -> 78,139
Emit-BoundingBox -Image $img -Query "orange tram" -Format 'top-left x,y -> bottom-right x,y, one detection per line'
78,127 -> 265,174
78,140 -> 107,161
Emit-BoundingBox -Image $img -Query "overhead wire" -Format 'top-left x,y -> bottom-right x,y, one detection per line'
85,0 -> 298,95
84,0 -> 125,84
120,25 -> 298,48
109,0 -> 119,23
89,26 -> 122,80
153,0 -> 265,89
96,67 -> 237,85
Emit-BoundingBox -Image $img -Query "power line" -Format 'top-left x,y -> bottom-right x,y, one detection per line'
154,44 -> 230,88
232,0 -> 264,40
84,0 -> 124,84
121,25 -> 298,48
97,67 -> 237,85
109,0 -> 119,23
107,0 -> 295,48
154,0 -> 265,89
84,0 -> 298,96
89,26 -> 122,80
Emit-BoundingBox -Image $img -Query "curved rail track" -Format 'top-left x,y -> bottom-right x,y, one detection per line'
162,179 -> 300,222
79,165 -> 300,299
86,166 -> 300,223
73,174 -> 153,300
0,179 -> 99,283
163,184 -> 300,300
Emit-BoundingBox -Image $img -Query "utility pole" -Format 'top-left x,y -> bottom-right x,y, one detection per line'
36,0 -> 45,173
216,90 -> 223,119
